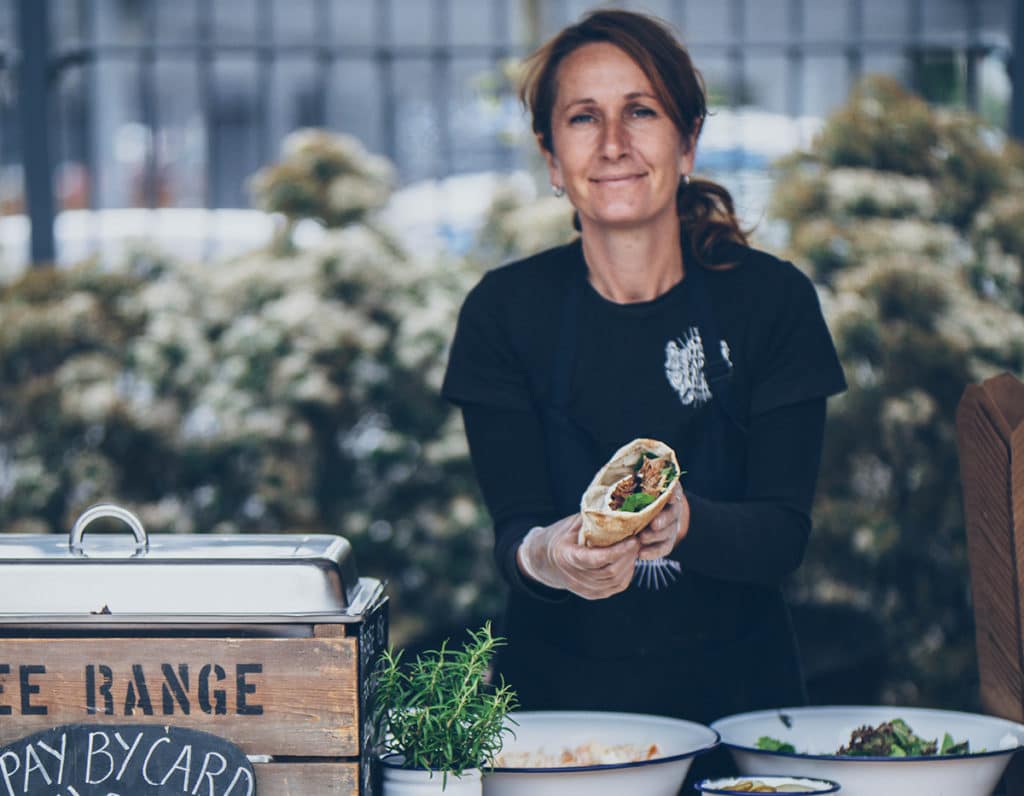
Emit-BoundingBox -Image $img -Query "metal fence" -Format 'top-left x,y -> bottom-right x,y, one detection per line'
2,0 -> 1021,266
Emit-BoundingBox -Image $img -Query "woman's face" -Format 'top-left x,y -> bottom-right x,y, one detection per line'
542,42 -> 694,232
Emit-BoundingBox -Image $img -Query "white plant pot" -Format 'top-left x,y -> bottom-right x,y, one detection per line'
381,757 -> 483,795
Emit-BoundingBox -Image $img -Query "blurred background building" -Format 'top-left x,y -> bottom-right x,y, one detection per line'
1,0 -> 1019,267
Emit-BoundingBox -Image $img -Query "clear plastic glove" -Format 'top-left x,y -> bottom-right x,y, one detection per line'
516,513 -> 640,600
635,482 -> 690,560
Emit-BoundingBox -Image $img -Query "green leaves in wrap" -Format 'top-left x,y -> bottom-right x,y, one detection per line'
619,492 -> 657,513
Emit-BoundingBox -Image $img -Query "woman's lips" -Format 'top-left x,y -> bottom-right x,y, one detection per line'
591,173 -> 646,185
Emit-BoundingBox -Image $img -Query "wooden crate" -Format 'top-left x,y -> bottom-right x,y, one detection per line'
0,595 -> 387,796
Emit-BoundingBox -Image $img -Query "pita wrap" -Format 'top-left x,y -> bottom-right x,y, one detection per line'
578,438 -> 680,547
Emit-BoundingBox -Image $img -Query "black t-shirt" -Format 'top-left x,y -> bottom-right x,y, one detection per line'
442,237 -> 847,720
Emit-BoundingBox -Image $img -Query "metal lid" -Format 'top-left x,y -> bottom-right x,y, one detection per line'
0,504 -> 383,624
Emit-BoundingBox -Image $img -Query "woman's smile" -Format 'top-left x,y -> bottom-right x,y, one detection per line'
592,173 -> 647,184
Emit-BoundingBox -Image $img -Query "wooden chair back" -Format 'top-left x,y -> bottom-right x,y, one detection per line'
957,372 -> 1024,795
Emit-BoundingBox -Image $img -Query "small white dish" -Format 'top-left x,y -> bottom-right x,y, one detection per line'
695,774 -> 840,794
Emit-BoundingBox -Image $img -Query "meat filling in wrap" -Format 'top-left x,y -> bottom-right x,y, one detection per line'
609,452 -> 678,513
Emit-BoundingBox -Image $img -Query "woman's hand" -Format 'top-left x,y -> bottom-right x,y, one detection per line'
635,482 -> 689,560
517,514 -> 640,600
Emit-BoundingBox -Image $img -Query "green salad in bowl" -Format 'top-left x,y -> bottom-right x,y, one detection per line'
711,705 -> 1024,796
756,717 -> 972,757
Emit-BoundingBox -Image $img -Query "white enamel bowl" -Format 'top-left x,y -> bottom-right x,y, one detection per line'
696,774 -> 840,794
483,710 -> 719,796
711,705 -> 1024,796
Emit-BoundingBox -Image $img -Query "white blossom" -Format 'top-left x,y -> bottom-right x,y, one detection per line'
826,167 -> 936,218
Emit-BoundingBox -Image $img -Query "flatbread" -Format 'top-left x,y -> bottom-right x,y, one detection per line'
578,438 -> 680,547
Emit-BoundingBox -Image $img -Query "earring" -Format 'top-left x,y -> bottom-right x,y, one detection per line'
682,174 -> 691,185
552,185 -> 565,198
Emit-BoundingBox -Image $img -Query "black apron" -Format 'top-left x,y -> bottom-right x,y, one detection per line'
494,254 -> 807,731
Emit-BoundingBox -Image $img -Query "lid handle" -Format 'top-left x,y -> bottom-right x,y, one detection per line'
69,504 -> 149,554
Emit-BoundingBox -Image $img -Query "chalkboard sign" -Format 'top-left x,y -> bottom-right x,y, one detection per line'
0,723 -> 256,795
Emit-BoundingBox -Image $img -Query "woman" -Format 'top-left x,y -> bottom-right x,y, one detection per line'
443,9 -> 846,739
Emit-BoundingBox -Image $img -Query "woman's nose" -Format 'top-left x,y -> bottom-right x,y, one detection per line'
600,117 -> 629,159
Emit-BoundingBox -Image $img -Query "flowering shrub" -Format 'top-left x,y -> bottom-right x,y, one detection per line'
473,174 -> 576,263
249,128 -> 395,252
774,76 -> 1024,708
0,131 -> 498,643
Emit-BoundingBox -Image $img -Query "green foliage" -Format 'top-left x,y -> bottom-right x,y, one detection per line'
773,76 -> 1024,708
372,622 -> 518,784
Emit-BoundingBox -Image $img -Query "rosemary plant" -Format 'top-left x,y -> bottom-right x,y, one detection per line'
372,622 -> 518,786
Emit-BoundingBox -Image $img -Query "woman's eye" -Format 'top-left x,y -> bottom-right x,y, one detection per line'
569,112 -> 596,125
630,106 -> 657,119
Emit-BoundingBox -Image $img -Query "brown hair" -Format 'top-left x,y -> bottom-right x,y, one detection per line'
519,9 -> 747,266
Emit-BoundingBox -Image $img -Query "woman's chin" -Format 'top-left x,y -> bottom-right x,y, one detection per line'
582,207 -> 673,231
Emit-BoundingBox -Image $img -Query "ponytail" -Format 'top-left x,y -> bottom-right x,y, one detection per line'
677,177 -> 748,268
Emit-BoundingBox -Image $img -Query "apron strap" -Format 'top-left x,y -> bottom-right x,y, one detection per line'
544,269 -> 601,516
551,270 -> 580,412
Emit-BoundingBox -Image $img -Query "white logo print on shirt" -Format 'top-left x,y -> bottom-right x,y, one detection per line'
664,328 -> 732,406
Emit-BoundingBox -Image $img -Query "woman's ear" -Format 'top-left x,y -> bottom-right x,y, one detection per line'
537,133 -> 563,191
679,145 -> 696,179
679,126 -> 699,176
